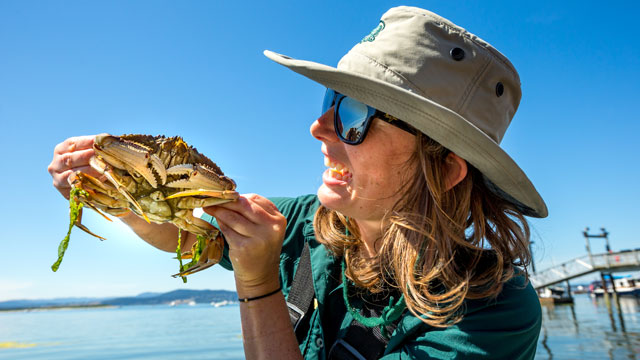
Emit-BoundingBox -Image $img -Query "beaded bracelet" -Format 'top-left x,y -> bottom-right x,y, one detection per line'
238,286 -> 282,303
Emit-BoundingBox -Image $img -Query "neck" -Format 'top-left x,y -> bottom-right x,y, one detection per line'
356,219 -> 382,258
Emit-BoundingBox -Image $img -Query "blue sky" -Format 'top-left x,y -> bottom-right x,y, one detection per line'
1,1 -> 638,301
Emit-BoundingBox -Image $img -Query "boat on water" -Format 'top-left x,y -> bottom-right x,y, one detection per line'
210,300 -> 232,307
589,275 -> 640,297
539,286 -> 574,304
169,299 -> 197,306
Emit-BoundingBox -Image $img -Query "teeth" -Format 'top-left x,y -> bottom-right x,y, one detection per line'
324,157 -> 351,179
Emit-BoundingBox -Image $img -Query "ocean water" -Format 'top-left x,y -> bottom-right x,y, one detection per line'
0,304 -> 244,360
1,295 -> 639,359
536,295 -> 640,360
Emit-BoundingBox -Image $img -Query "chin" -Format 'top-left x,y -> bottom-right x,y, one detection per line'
316,184 -> 349,214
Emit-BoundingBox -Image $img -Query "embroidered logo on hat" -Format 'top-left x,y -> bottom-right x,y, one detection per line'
360,21 -> 385,43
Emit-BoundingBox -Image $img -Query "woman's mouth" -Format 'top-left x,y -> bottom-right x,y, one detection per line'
324,157 -> 352,181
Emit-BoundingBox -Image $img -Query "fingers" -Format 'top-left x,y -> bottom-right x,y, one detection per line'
53,170 -> 73,199
48,148 -> 95,174
53,135 -> 97,155
206,202 -> 266,238
212,194 -> 280,220
243,193 -> 281,217
51,168 -> 86,199
215,217 -> 250,243
203,195 -> 272,228
49,134 -> 104,200
48,148 -> 96,199
203,194 -> 286,241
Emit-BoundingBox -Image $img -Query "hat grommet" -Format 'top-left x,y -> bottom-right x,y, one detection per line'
450,47 -> 465,61
495,82 -> 504,97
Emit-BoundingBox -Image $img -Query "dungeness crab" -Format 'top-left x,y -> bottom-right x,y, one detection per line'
52,134 -> 238,279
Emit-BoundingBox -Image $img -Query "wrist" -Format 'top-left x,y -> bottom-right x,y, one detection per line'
238,285 -> 282,303
235,277 -> 281,299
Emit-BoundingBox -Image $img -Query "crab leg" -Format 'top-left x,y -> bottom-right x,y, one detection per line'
165,189 -> 239,200
70,172 -> 133,221
91,157 -> 151,223
68,173 -> 115,223
73,206 -> 107,240
74,222 -> 107,240
88,192 -> 129,211
175,197 -> 235,209
82,200 -> 114,223
172,235 -> 223,277
173,210 -> 216,233
104,170 -> 151,223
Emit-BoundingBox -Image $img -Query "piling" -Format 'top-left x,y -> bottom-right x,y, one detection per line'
600,272 -> 612,310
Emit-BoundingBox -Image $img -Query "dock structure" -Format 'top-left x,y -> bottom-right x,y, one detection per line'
530,249 -> 640,289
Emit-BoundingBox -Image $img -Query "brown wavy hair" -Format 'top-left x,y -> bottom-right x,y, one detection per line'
313,134 -> 531,327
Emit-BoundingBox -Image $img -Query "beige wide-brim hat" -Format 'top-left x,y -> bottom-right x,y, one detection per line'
265,6 -> 547,218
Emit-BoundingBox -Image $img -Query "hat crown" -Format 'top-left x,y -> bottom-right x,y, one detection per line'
337,6 -> 521,144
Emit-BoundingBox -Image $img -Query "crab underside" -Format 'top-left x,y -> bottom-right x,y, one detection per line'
53,134 -> 238,278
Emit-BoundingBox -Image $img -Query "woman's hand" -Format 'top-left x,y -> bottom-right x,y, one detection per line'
47,135 -> 103,199
204,195 -> 300,359
203,194 -> 287,298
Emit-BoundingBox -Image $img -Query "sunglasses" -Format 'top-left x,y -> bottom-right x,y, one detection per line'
321,88 -> 416,145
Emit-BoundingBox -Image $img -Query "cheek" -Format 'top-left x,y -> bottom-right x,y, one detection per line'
351,149 -> 412,193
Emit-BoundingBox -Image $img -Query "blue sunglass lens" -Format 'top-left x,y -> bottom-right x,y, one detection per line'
321,88 -> 375,144
321,88 -> 336,115
337,97 -> 369,142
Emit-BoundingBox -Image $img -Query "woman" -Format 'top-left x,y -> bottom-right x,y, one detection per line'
49,7 -> 546,359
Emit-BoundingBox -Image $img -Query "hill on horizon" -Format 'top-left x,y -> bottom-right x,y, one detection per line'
0,289 -> 237,310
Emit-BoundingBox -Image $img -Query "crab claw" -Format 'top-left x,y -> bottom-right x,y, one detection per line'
94,134 -> 167,188
165,163 -> 235,191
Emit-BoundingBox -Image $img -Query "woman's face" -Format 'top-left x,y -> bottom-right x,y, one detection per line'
310,107 -> 416,224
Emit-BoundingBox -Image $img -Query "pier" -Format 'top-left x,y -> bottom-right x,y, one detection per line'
530,249 -> 640,289
530,226 -> 640,334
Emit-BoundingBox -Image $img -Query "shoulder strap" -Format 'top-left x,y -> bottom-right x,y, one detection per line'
328,318 -> 399,360
287,241 -> 316,343
287,243 -> 400,359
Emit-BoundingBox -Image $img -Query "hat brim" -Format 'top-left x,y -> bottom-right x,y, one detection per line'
264,50 -> 547,218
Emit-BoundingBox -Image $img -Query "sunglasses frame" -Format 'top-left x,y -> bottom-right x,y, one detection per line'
322,89 -> 416,145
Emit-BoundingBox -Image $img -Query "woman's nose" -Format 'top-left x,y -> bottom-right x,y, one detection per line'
310,108 -> 339,142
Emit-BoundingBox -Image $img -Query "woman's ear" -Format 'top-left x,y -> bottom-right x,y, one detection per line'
444,153 -> 468,191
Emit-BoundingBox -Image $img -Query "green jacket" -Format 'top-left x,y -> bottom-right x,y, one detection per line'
203,194 -> 541,359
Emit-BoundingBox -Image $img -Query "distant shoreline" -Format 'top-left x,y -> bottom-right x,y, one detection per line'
0,289 -> 237,311
0,304 -> 117,312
